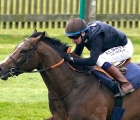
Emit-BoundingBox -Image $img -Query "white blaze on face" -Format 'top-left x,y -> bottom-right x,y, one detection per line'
0,57 -> 9,64
0,42 -> 25,64
11,42 -> 24,56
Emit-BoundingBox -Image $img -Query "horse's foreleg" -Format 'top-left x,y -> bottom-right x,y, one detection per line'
45,116 -> 54,120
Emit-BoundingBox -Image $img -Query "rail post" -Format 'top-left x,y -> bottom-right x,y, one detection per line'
79,0 -> 86,19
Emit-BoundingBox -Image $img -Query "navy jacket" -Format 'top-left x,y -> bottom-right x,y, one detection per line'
73,21 -> 128,66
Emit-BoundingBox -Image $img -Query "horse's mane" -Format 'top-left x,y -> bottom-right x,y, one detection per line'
29,32 -> 70,54
28,31 -> 89,72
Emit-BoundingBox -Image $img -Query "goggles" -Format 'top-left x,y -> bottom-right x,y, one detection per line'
68,34 -> 81,40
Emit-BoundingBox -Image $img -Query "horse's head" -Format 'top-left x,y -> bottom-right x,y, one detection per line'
0,30 -> 46,80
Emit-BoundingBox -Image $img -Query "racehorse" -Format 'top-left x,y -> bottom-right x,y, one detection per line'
0,30 -> 140,120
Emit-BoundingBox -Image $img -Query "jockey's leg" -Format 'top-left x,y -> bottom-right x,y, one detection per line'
96,39 -> 134,95
105,63 -> 134,93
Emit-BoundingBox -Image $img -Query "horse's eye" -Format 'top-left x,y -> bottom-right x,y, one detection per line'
20,50 -> 27,54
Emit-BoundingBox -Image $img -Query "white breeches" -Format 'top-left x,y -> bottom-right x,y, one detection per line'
97,38 -> 134,67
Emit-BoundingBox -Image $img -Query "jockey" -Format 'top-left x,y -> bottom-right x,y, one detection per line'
63,18 -> 134,96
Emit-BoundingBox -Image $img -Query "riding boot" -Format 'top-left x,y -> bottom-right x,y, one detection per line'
106,65 -> 135,96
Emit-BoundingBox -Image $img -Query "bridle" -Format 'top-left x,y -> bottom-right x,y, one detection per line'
8,37 -> 78,100
9,38 -> 66,76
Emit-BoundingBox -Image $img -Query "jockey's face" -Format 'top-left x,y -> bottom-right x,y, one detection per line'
71,32 -> 85,45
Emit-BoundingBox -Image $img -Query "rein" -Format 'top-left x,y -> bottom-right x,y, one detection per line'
9,40 -> 83,74
9,38 -> 69,74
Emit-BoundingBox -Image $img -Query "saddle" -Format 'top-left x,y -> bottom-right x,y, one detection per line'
93,58 -> 131,79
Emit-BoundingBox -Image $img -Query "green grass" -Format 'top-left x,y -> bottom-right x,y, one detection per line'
0,28 -> 140,119
0,102 -> 50,120
0,74 -> 51,119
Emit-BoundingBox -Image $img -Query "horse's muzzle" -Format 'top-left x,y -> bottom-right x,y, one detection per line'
0,72 -> 11,80
0,68 -> 15,80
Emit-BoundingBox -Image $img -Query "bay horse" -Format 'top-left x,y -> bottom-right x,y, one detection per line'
0,30 -> 140,120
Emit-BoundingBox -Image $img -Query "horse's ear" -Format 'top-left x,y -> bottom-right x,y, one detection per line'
40,31 -> 46,40
34,29 -> 37,33
30,29 -> 37,36
36,31 -> 46,41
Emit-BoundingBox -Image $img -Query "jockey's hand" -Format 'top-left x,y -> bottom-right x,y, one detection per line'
117,67 -> 127,75
62,53 -> 74,63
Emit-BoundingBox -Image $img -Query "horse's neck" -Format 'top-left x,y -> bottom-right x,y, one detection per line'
41,62 -> 75,98
38,43 -> 75,96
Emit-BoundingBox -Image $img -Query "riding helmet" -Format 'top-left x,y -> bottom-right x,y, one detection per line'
65,18 -> 88,36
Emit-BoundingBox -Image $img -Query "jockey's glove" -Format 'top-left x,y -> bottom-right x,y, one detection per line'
62,53 -> 74,63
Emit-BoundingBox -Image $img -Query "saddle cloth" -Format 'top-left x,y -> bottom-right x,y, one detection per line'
89,62 -> 140,94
